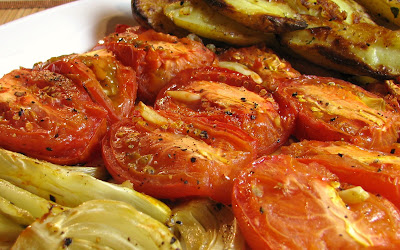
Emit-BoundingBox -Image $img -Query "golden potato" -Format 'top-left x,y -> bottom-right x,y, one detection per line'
164,0 -> 275,45
280,22 -> 400,78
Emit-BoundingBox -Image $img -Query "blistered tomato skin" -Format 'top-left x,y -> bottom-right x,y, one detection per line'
282,140 -> 400,208
155,67 -> 296,156
217,45 -> 301,92
275,75 -> 400,151
232,155 -> 400,249
37,49 -> 137,124
93,25 -> 216,104
0,69 -> 108,165
102,109 -> 255,205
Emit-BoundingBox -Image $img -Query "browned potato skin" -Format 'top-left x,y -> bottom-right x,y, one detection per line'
132,0 -> 400,79
295,0 -> 375,26
131,0 -> 189,37
204,0 -> 308,33
355,0 -> 400,28
163,0 -> 276,46
280,22 -> 400,79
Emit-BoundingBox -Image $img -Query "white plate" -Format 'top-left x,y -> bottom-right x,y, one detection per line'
0,0 -> 137,77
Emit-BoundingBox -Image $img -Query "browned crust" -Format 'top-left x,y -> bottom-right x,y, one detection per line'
204,0 -> 308,33
131,0 -> 189,37
280,25 -> 400,79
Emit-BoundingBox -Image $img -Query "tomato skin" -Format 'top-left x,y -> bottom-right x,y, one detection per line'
275,75 -> 400,151
37,49 -> 137,123
0,69 -> 108,165
155,109 -> 258,156
155,67 -> 296,156
93,26 -> 216,104
232,155 -> 400,249
217,45 -> 301,92
102,110 -> 254,204
281,140 -> 400,208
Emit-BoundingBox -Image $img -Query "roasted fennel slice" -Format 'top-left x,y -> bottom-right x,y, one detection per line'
12,200 -> 181,250
204,0 -> 307,33
0,147 -> 171,223
0,179 -> 67,247
0,195 -> 34,227
62,165 -> 110,180
280,22 -> 400,79
169,199 -> 245,249
0,179 -> 66,220
164,0 -> 274,46
0,213 -> 24,246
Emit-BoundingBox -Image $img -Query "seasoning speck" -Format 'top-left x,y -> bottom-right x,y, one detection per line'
63,237 -> 73,247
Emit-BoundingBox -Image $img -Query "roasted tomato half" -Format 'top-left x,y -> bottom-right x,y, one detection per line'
217,45 -> 301,92
37,49 -> 137,123
232,155 -> 400,249
155,67 -> 296,156
93,25 -> 216,104
102,104 -> 255,204
281,140 -> 400,208
275,75 -> 400,150
0,69 -> 108,165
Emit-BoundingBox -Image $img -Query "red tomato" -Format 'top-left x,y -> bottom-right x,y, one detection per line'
217,45 -> 301,92
154,109 -> 258,156
281,140 -> 400,208
155,67 -> 296,156
275,75 -> 400,150
0,69 -> 108,165
232,155 -> 400,249
93,25 -> 216,104
102,105 -> 255,204
37,49 -> 137,123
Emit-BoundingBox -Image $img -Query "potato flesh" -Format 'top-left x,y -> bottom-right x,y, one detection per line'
355,0 -> 400,27
204,0 -> 308,33
164,0 -> 274,46
280,22 -> 400,78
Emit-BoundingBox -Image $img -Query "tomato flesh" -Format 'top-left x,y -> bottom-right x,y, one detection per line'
93,25 -> 216,104
37,49 -> 137,123
102,106 -> 255,204
281,140 -> 400,208
275,75 -> 400,151
217,45 -> 301,91
0,69 -> 108,165
232,155 -> 400,249
155,67 -> 296,156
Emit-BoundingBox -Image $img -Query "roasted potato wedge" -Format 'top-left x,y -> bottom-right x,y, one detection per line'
355,0 -> 400,27
204,0 -> 308,33
131,0 -> 391,78
204,0 -> 374,33
164,0 -> 275,46
132,0 -> 189,37
293,0 -> 375,25
280,22 -> 400,78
